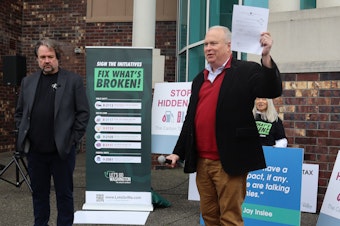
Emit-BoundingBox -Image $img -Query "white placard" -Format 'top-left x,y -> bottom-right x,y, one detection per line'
74,211 -> 149,225
151,82 -> 192,154
188,172 -> 199,201
317,150 -> 340,226
301,163 -> 319,213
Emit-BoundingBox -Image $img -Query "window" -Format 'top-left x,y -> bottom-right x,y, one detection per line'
177,0 -> 236,82
189,0 -> 206,44
243,0 -> 268,8
210,0 -> 237,28
178,0 -> 188,51
188,45 -> 205,81
243,0 -> 316,10
178,52 -> 187,82
300,0 -> 316,10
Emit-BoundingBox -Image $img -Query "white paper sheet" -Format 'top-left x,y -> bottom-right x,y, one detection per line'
231,5 -> 269,55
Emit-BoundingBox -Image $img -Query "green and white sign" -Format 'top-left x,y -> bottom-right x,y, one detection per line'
83,47 -> 153,211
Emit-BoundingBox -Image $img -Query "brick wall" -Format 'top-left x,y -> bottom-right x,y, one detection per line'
278,72 -> 340,210
0,0 -> 24,153
156,21 -> 177,82
21,1 -> 88,76
0,0 -> 176,153
0,0 -> 339,212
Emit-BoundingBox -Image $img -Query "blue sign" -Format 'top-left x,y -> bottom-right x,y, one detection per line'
200,147 -> 304,225
243,146 -> 304,226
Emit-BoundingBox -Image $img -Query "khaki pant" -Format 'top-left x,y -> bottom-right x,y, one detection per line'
196,158 -> 247,226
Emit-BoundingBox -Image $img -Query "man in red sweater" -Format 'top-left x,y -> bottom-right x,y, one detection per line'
166,26 -> 282,226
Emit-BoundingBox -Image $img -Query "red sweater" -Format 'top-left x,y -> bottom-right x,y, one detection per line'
195,60 -> 231,160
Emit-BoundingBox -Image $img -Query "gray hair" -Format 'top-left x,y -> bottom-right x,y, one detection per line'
208,25 -> 232,43
34,38 -> 62,60
253,98 -> 279,123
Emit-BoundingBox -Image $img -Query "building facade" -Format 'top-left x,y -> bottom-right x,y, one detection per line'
0,0 -> 339,211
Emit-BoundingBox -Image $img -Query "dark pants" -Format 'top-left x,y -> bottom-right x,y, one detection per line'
27,148 -> 76,226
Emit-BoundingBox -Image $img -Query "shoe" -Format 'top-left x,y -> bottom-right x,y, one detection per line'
0,164 -> 5,170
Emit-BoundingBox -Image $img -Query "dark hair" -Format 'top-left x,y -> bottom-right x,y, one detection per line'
34,38 -> 62,60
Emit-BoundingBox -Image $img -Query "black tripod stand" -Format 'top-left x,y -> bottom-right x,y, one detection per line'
0,56 -> 32,192
0,150 -> 32,192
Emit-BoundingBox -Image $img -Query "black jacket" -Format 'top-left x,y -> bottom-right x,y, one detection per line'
14,68 -> 90,159
173,58 -> 282,176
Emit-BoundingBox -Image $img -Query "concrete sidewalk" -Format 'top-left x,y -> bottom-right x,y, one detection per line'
0,151 -> 319,226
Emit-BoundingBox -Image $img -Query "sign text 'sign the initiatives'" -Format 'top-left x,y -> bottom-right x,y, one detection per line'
94,67 -> 144,91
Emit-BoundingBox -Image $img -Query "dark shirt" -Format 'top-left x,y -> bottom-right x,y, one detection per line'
28,72 -> 58,154
255,114 -> 286,146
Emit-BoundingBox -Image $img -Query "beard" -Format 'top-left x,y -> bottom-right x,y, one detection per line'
42,65 -> 56,74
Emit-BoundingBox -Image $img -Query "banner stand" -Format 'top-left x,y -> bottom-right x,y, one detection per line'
74,47 -> 153,225
82,190 -> 153,211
